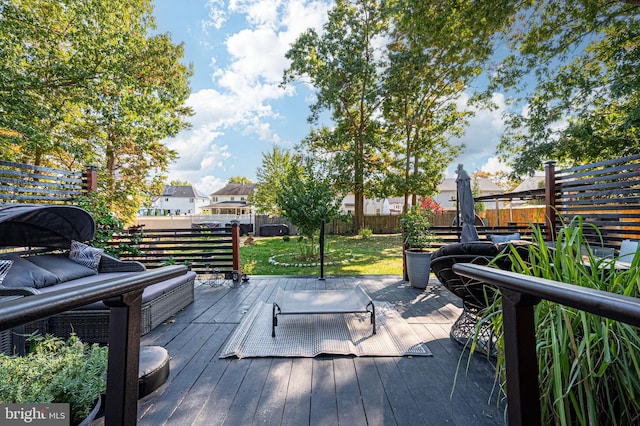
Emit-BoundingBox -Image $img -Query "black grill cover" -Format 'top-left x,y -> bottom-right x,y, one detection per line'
0,204 -> 96,249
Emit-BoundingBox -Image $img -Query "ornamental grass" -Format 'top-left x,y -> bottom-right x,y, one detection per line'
474,217 -> 640,425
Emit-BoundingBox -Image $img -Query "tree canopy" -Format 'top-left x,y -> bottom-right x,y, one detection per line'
0,0 -> 193,221
283,0 -> 513,229
228,176 -> 253,184
276,157 -> 344,256
252,146 -> 297,216
491,1 -> 640,177
283,0 -> 389,232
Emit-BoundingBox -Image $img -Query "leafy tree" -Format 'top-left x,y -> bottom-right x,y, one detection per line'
252,146 -> 297,216
284,0 -> 515,227
491,1 -> 640,177
276,158 -> 344,257
283,0 -> 389,233
169,180 -> 192,187
382,0 -> 514,212
0,0 -> 193,222
228,176 -> 252,184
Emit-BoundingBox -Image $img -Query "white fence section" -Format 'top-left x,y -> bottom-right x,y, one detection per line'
134,214 -> 254,230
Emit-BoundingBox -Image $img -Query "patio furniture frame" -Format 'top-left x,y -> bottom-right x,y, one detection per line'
271,284 -> 376,337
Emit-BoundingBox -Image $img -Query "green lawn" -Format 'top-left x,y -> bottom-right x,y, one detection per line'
239,234 -> 404,276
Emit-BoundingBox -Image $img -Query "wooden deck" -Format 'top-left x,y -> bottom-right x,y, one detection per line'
126,275 -> 505,425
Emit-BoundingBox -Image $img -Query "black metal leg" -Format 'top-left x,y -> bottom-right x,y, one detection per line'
272,303 -> 279,337
368,301 -> 376,334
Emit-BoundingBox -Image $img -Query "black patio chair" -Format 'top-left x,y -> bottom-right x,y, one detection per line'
430,240 -> 530,356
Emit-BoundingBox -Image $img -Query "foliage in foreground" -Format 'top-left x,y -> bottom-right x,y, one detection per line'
0,334 -> 108,424
476,218 -> 640,425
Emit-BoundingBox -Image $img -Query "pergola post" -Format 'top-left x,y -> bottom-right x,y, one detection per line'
84,164 -> 98,193
544,161 -> 557,242
232,223 -> 241,272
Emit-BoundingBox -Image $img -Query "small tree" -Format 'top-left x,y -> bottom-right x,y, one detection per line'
252,146 -> 297,216
276,158 -> 343,259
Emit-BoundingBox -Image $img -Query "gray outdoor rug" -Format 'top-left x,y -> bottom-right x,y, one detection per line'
220,301 -> 432,358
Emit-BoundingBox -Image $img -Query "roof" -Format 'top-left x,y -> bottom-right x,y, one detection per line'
210,183 -> 257,197
202,201 -> 251,209
437,177 -> 503,192
512,176 -> 545,192
162,185 -> 209,199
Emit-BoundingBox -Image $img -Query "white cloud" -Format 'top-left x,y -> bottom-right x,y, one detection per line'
164,1 -> 332,188
198,174 -> 227,195
448,92 -> 508,175
481,157 -> 512,175
202,0 -> 227,32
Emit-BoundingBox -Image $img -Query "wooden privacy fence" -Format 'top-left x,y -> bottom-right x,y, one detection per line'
545,154 -> 640,249
108,226 -> 241,277
0,160 -> 96,204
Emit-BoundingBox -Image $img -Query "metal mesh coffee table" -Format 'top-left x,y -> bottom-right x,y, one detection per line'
271,284 -> 376,337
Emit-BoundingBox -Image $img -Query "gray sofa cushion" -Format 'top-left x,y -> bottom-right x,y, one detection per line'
0,254 -> 59,288
43,271 -> 196,309
26,254 -> 97,282
35,272 -> 133,294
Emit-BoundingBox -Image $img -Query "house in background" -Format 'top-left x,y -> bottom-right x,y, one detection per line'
339,178 -> 504,215
507,175 -> 546,207
202,183 -> 257,216
433,177 -> 503,209
145,185 -> 210,215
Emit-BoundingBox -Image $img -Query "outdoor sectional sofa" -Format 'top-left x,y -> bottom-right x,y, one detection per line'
0,204 -> 196,349
0,252 -> 195,346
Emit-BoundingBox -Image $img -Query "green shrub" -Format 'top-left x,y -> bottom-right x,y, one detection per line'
358,228 -> 373,239
76,195 -> 143,258
0,334 -> 108,424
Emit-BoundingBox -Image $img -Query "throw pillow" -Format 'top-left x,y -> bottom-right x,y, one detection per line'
69,240 -> 103,271
0,259 -> 13,285
489,233 -> 521,243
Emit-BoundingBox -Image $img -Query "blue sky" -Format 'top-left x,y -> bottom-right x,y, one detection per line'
151,0 -> 513,195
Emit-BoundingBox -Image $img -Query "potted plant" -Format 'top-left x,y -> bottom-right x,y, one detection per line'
0,333 -> 108,425
400,206 -> 438,289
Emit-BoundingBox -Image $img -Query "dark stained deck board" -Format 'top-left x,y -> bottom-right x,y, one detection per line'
310,357 -> 339,425
281,358 -> 313,425
223,357 -> 273,425
251,358 -> 292,425
113,275 -> 506,426
333,357 -> 368,426
138,322 -> 236,425
352,357 -> 398,426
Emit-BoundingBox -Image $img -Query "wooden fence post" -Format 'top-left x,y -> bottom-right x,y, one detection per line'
544,161 -> 556,242
84,164 -> 98,193
232,223 -> 241,272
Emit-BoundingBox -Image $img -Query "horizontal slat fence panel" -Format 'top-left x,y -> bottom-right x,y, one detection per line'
108,227 -> 240,277
554,154 -> 640,248
0,160 -> 87,204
